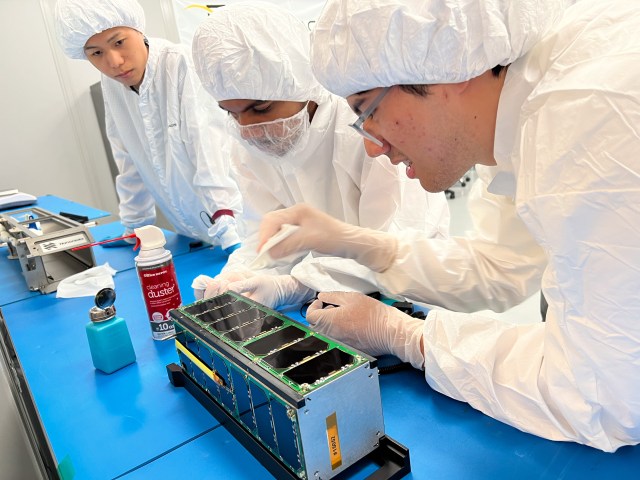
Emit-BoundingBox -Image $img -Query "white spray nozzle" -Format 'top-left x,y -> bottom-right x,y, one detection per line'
134,225 -> 166,250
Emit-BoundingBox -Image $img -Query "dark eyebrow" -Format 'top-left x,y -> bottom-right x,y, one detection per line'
218,100 -> 271,114
84,32 -> 125,51
350,88 -> 376,115
351,97 -> 366,115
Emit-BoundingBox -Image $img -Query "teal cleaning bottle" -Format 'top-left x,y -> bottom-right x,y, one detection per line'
86,288 -> 136,374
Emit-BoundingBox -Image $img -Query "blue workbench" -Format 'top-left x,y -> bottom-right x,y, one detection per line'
0,196 -> 217,305
119,365 -> 640,480
1,200 -> 639,479
0,247 -> 227,479
88,221 -> 214,273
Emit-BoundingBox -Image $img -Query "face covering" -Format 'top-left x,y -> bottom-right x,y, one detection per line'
229,103 -> 311,160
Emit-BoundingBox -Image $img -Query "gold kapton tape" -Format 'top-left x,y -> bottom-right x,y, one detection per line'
175,339 -> 225,387
325,412 -> 343,469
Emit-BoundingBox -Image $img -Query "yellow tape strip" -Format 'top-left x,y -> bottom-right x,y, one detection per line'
175,340 -> 225,387
185,4 -> 214,13
325,412 -> 343,469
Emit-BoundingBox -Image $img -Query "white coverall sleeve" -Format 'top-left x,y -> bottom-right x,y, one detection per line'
104,98 -> 156,229
292,155 -> 451,295
373,173 -> 546,312
382,88 -> 640,451
176,56 -> 243,229
221,152 -> 293,276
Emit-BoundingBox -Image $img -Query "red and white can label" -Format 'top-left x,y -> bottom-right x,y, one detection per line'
137,260 -> 181,340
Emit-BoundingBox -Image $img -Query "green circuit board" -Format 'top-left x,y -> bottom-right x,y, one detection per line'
172,291 -> 367,394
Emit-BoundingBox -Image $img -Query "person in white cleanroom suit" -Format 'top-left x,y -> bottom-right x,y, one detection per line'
257,0 -> 640,452
54,0 -> 243,252
189,1 -> 450,309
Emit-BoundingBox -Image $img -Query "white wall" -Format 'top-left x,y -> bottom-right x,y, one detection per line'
2,0 -> 113,213
0,1 -> 179,477
0,0 -> 179,213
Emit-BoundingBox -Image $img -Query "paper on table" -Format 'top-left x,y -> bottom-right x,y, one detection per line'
56,263 -> 117,298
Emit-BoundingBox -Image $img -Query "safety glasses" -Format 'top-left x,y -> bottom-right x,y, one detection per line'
349,87 -> 390,147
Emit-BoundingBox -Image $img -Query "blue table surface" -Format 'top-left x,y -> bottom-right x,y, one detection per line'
0,219 -> 221,307
1,247 -> 228,479
116,370 -> 640,480
89,221 -> 216,273
2,216 -> 640,478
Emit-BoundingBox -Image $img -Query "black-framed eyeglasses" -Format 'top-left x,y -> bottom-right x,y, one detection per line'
349,87 -> 391,147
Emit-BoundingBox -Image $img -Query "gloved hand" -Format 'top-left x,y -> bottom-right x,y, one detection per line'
227,274 -> 315,309
208,215 -> 242,251
258,204 -> 397,273
100,228 -> 136,248
191,269 -> 256,300
307,291 -> 425,369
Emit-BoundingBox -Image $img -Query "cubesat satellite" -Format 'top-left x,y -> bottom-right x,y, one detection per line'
167,291 -> 410,479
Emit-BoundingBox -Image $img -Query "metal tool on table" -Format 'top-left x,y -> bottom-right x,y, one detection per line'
0,207 -> 96,294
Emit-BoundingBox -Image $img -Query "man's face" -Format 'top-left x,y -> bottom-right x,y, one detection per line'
347,84 -> 490,193
218,99 -> 311,157
84,27 -> 148,89
218,99 -> 308,126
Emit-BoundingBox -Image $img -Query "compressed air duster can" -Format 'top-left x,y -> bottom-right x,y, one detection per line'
134,226 -> 181,340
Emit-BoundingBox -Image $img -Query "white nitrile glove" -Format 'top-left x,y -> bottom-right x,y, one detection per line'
258,204 -> 398,273
227,274 -> 315,309
208,215 -> 242,250
192,274 -> 214,300
307,291 -> 425,369
191,269 -> 256,300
